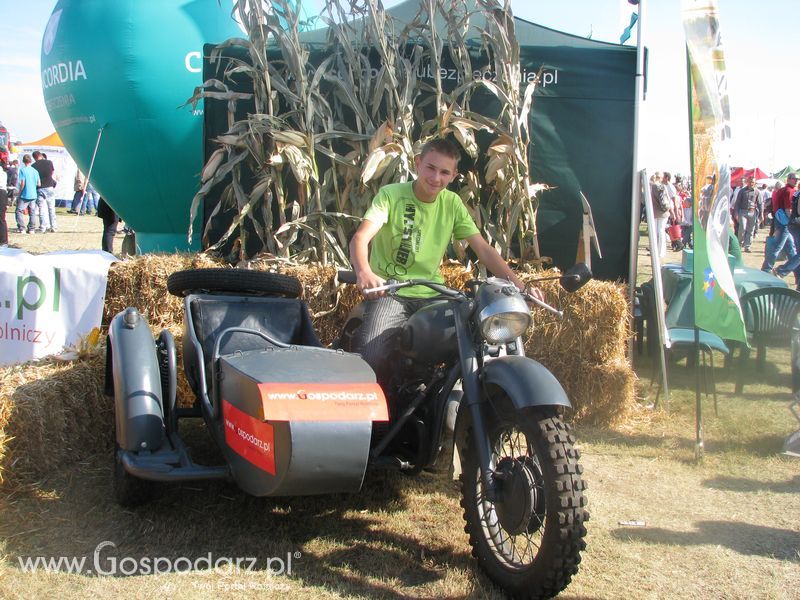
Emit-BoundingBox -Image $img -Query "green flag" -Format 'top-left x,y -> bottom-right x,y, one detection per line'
682,0 -> 747,344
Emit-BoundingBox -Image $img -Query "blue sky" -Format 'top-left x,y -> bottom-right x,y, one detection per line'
0,0 -> 796,174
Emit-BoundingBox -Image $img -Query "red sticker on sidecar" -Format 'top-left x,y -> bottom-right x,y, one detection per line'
257,382 -> 389,422
222,399 -> 276,474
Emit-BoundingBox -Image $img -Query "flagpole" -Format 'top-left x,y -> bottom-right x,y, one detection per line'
627,0 -> 645,360
684,46 -> 704,459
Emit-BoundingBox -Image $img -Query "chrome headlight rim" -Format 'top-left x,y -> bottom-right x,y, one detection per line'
479,310 -> 532,344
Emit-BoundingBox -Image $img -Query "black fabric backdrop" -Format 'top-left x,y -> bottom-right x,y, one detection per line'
202,2 -> 637,280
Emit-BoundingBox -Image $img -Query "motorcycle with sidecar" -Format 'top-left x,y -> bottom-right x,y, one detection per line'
106,265 -> 590,599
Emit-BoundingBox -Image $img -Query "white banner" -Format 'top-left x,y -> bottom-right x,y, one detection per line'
0,248 -> 116,366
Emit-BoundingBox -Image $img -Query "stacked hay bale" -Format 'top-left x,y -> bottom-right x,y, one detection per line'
0,255 -> 635,485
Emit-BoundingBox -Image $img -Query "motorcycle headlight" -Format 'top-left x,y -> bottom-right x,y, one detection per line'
476,279 -> 532,344
480,310 -> 532,344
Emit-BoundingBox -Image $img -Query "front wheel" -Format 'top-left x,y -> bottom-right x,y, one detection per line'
461,406 -> 588,599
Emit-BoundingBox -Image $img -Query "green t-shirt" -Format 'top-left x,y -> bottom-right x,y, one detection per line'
363,182 -> 479,298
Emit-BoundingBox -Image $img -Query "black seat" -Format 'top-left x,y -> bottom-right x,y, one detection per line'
184,294 -> 322,398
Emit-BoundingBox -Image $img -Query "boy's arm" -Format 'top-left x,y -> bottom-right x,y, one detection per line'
349,218 -> 386,297
465,234 -> 544,301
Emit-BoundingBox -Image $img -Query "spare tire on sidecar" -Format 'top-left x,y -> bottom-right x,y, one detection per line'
106,268 -> 388,506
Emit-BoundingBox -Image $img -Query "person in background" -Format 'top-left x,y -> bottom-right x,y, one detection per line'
5,159 -> 18,206
0,163 -> 8,248
69,169 -> 87,214
731,176 -> 760,252
763,174 -> 797,272
758,183 -> 771,231
31,150 -> 57,232
678,179 -> 693,248
15,154 -> 40,234
649,171 -> 670,259
97,196 -> 119,253
84,180 -> 99,215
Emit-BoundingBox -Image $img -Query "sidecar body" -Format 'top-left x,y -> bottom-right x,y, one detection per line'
107,276 -> 388,502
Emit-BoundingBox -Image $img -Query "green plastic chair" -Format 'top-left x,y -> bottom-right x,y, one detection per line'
667,327 -> 730,415
736,287 -> 800,393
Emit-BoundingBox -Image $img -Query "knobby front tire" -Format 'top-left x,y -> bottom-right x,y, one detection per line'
461,407 -> 588,599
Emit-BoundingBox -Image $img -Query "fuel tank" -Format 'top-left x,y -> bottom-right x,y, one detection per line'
400,300 -> 458,364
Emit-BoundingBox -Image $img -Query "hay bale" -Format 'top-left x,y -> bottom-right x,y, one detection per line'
0,255 -> 636,485
522,277 -> 630,365
102,253 -> 222,330
0,351 -> 111,484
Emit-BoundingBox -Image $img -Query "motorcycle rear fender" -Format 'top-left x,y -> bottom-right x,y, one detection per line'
481,355 -> 572,411
108,308 -> 167,452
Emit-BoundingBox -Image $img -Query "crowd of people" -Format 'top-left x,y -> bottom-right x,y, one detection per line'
0,154 -> 118,251
648,170 -> 800,290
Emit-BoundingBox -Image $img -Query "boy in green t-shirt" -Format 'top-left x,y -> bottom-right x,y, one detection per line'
349,138 -> 543,381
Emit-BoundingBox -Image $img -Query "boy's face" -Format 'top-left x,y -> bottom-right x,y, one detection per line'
414,150 -> 458,201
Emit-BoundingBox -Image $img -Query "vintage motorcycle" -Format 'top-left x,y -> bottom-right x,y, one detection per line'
107,264 -> 590,599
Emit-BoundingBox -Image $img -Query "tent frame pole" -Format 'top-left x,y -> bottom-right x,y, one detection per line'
627,0 -> 646,361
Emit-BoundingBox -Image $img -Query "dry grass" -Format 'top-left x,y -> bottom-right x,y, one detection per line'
1,213 -> 797,599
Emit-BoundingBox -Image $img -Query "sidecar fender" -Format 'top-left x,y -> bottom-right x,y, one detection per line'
481,355 -> 572,410
108,308 -> 167,452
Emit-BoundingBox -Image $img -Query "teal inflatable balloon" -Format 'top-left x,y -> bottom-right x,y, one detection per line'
41,0 -> 245,252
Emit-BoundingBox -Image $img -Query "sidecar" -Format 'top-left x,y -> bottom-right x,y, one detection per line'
106,269 -> 388,505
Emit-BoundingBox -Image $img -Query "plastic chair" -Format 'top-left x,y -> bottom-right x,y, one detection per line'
736,287 -> 800,393
665,327 -> 730,416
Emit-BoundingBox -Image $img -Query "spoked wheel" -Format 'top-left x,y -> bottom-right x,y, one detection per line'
461,406 -> 588,599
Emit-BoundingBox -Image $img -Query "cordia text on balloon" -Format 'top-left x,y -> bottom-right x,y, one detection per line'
41,60 -> 87,90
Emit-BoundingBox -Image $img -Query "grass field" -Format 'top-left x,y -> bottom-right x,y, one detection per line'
0,207 -> 798,599
3,205 -> 123,254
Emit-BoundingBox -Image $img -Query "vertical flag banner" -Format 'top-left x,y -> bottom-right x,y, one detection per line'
681,0 -> 746,344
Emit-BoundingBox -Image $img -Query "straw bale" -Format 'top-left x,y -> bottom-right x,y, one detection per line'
554,358 -> 636,426
0,256 -> 636,486
102,253 -> 222,330
0,350 -> 111,484
521,276 -> 630,366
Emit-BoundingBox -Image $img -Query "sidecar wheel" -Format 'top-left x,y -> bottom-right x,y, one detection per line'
166,268 -> 302,298
460,406 -> 588,599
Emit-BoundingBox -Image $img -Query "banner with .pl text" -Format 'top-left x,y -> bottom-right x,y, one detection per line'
0,249 -> 116,366
682,0 -> 746,344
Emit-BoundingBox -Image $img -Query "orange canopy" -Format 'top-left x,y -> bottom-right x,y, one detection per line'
20,131 -> 64,147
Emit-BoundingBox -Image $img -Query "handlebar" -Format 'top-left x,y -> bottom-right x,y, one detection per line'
337,271 -> 564,317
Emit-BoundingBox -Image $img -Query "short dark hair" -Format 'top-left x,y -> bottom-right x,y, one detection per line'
22,154 -> 32,164
32,150 -> 41,159
419,138 -> 461,163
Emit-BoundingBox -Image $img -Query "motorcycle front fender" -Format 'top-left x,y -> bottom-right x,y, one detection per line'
481,355 -> 572,410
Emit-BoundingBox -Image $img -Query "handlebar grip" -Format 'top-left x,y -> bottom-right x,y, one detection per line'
524,292 -> 564,318
337,270 -> 357,285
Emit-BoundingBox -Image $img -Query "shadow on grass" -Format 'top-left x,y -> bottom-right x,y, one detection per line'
0,457 -> 482,599
611,520 -> 800,561
702,474 -> 800,494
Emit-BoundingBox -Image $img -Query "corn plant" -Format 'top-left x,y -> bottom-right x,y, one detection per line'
189,0 -> 544,266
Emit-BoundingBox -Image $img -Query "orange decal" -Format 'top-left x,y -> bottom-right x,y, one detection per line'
257,382 -> 388,422
222,399 -> 276,474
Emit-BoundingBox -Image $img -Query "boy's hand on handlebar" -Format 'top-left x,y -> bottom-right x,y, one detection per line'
356,270 -> 386,298
523,285 -> 545,303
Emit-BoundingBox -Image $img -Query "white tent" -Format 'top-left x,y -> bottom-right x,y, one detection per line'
18,132 -> 78,205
